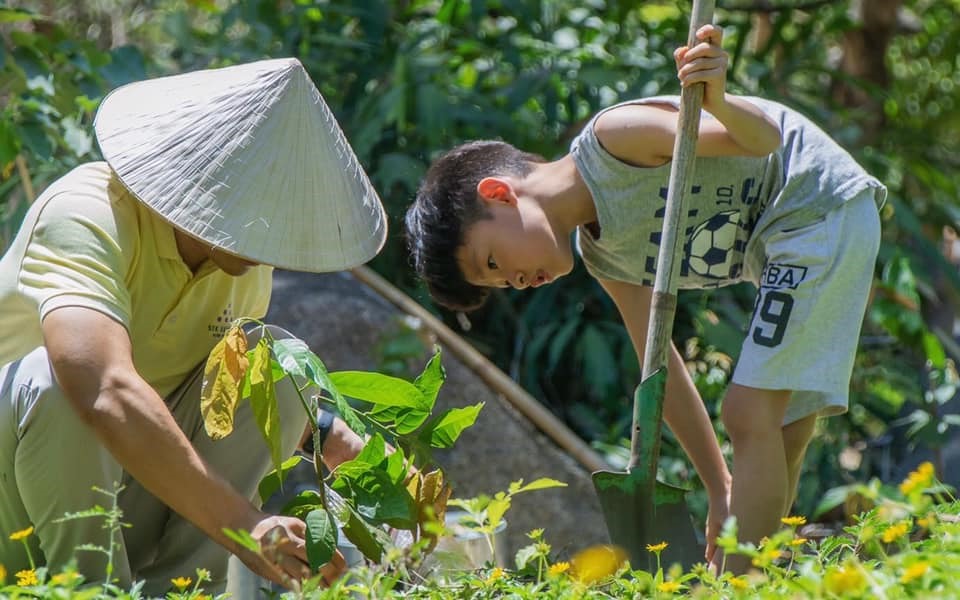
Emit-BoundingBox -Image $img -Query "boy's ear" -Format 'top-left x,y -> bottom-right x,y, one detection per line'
477,177 -> 518,206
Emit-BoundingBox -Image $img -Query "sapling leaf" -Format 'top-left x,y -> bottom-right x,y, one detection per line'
418,403 -> 484,448
249,338 -> 282,482
330,371 -> 428,410
201,325 -> 249,440
272,338 -> 365,434
305,508 -> 338,571
348,432 -> 388,467
336,502 -> 386,563
407,469 -> 451,551
280,489 -> 324,520
371,406 -> 430,435
385,444 -> 407,482
257,455 -> 303,504
223,528 -> 260,554
331,461 -> 417,529
413,348 -> 445,411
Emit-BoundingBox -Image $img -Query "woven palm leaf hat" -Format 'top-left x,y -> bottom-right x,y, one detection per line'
93,57 -> 387,272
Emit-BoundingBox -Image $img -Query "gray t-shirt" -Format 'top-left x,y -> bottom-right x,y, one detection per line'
572,96 -> 887,288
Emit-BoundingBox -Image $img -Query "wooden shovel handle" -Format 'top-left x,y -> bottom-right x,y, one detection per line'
640,0 -> 717,381
629,0 -> 716,472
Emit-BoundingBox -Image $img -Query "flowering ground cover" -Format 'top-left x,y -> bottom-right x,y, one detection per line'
1,462 -> 957,599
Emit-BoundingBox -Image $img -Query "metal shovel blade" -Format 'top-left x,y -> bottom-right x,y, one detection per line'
591,471 -> 701,571
591,369 -> 702,571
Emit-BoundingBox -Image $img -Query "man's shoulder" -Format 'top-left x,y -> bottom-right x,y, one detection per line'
35,162 -> 138,224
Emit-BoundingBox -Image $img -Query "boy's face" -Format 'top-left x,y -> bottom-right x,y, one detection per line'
456,179 -> 573,290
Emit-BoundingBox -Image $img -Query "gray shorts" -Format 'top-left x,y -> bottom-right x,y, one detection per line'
734,190 -> 881,424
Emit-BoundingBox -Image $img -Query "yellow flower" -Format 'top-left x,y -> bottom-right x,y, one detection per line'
171,576 -> 192,590
0,563 -> 6,584
882,521 -> 910,544
8,526 -> 34,541
15,569 -> 38,587
824,564 -> 866,596
790,537 -> 809,547
548,562 -> 570,575
781,516 -> 806,527
646,541 -> 669,552
900,462 -> 935,496
900,562 -> 929,584
485,567 -> 504,584
657,580 -> 682,593
729,576 -> 749,590
570,545 -> 628,585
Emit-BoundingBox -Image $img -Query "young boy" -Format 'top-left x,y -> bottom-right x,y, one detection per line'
405,25 -> 885,572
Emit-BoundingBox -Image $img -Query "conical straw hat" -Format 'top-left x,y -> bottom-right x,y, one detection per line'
94,57 -> 387,273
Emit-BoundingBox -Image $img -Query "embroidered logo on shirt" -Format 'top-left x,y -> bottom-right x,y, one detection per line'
208,304 -> 235,338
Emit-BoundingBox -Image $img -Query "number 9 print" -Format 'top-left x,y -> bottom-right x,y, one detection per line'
751,290 -> 794,348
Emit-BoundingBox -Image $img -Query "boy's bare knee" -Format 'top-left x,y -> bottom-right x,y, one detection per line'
721,385 -> 792,443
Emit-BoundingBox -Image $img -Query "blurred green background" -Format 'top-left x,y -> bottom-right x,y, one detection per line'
2,0 -> 959,524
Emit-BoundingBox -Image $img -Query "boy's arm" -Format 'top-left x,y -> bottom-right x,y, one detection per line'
595,24 -> 782,165
598,277 -> 732,557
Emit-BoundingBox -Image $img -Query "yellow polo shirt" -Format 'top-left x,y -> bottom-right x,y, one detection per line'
0,162 -> 273,397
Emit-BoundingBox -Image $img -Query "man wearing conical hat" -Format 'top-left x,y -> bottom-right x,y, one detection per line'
0,58 -> 387,594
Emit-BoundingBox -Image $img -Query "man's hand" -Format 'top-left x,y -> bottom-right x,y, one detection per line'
238,513 -> 347,588
673,23 -> 729,113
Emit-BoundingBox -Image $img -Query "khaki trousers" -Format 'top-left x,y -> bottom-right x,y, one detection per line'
0,325 -> 309,596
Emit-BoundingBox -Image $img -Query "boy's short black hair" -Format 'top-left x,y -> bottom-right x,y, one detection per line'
405,140 -> 544,311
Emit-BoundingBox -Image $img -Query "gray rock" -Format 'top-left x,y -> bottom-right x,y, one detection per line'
264,270 -> 607,562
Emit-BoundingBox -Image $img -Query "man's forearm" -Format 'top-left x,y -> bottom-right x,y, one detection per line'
662,343 -> 732,498
81,376 -> 262,550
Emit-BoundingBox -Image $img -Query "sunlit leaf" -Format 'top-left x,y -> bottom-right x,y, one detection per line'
486,496 -> 511,532
419,403 -> 484,448
248,338 -> 283,482
272,338 -> 365,434
412,348 -> 445,411
329,371 -> 427,410
508,478 -> 568,494
201,326 -> 249,440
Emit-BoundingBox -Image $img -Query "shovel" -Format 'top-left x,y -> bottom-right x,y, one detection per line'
591,0 -> 716,572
